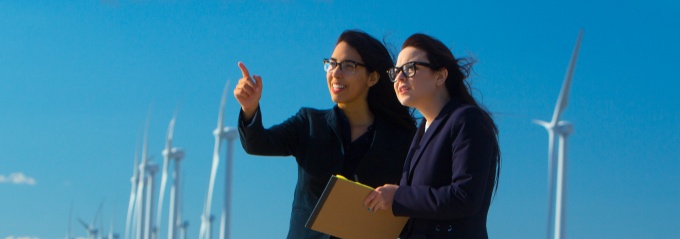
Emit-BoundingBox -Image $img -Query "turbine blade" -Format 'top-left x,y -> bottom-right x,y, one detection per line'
216,80 -> 231,131
125,151 -> 138,239
551,29 -> 584,124
158,110 -> 177,234
93,199 -> 105,226
532,119 -> 552,129
78,218 -> 90,230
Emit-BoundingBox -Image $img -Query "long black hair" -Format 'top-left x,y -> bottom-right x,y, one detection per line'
337,30 -> 416,130
402,33 -> 501,195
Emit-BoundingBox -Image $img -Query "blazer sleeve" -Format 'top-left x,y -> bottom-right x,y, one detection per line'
393,107 -> 497,219
237,106 -> 306,157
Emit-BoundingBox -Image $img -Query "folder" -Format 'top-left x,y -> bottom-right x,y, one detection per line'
306,175 -> 409,239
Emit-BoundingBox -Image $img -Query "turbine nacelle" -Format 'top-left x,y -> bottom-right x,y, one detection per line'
163,147 -> 186,160
223,127 -> 238,140
556,121 -> 573,135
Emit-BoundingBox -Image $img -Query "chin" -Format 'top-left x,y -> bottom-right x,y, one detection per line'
397,97 -> 412,107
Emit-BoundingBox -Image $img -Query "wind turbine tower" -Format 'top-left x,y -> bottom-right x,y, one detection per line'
157,113 -> 174,239
160,111 -> 185,239
135,112 -> 152,239
143,161 -> 159,239
220,127 -> 237,239
199,80 -> 233,239
534,30 -> 583,239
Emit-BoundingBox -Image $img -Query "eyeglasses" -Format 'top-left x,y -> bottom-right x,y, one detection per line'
387,61 -> 438,82
323,59 -> 368,74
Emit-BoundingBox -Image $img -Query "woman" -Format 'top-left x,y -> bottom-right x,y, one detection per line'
364,33 -> 501,239
234,30 -> 416,239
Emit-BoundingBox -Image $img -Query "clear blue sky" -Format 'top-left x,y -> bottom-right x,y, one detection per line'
2,1 -> 679,238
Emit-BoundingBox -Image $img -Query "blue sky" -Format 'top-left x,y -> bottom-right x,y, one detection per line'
1,0 -> 679,238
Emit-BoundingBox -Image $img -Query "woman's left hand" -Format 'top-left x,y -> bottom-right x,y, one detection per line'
363,184 -> 399,212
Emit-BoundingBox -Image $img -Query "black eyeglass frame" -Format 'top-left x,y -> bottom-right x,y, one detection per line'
323,58 -> 370,74
387,61 -> 439,82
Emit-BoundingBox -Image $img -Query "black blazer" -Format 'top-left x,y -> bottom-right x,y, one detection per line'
393,99 -> 499,239
238,106 -> 415,239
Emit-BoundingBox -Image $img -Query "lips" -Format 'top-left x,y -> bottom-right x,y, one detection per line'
397,85 -> 410,94
331,83 -> 346,93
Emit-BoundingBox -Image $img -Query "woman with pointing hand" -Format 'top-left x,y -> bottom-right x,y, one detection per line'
234,30 -> 416,239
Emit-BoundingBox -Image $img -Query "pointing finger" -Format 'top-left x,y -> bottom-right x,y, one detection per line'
238,61 -> 251,79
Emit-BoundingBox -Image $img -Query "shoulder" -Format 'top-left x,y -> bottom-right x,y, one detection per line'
297,107 -> 333,117
448,104 -> 497,137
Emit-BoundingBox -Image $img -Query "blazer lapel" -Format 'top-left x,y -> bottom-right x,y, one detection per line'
406,99 -> 462,182
326,106 -> 344,152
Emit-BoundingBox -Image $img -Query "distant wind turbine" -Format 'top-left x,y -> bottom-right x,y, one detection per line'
135,108 -> 152,239
157,113 -> 174,239
143,160 -> 159,239
533,29 -> 583,239
165,111 -> 186,239
199,80 -> 231,239
125,143 -> 140,239
79,200 -> 104,239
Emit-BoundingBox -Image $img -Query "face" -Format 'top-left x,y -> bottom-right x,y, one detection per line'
326,41 -> 377,107
393,46 -> 440,109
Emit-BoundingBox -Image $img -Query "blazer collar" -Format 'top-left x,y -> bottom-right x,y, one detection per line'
326,105 -> 343,143
407,98 -> 463,178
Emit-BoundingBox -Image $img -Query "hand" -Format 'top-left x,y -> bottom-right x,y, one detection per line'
363,184 -> 399,212
233,62 -> 263,120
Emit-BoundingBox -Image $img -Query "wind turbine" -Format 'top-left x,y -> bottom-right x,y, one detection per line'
135,109 -> 152,239
533,29 -> 583,239
78,218 -> 98,239
125,143 -> 140,239
165,112 -> 186,239
158,109 -> 178,239
220,127 -> 237,239
105,206 -> 120,239
199,80 -> 230,239
143,160 -> 159,239
78,200 -> 104,239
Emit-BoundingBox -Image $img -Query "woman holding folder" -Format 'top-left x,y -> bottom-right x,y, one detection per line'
234,30 -> 416,238
364,33 -> 501,239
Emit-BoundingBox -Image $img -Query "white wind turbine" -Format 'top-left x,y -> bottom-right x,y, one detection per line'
199,80 -> 234,239
143,160 -> 159,239
158,109 -> 181,239
78,200 -> 104,239
105,207 -> 120,239
164,111 -> 186,239
125,143 -> 140,239
135,110 -> 152,239
533,30 -> 583,239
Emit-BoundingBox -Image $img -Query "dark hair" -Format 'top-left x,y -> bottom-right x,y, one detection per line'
337,30 -> 416,130
402,33 -> 501,195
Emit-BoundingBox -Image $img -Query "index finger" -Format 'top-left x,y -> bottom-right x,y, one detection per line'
238,61 -> 250,78
363,191 -> 377,207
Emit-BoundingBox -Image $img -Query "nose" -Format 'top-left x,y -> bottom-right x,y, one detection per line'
331,65 -> 343,78
394,70 -> 408,82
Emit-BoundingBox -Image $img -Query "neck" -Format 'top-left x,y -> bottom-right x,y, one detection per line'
418,89 -> 451,124
338,101 -> 374,127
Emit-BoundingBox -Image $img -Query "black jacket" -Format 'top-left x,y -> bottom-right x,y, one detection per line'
394,99 -> 499,239
239,106 -> 415,238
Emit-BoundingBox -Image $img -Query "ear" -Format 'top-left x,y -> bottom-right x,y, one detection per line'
435,68 -> 448,86
367,71 -> 380,87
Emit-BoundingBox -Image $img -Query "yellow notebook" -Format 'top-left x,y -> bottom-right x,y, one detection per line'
306,175 -> 409,239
